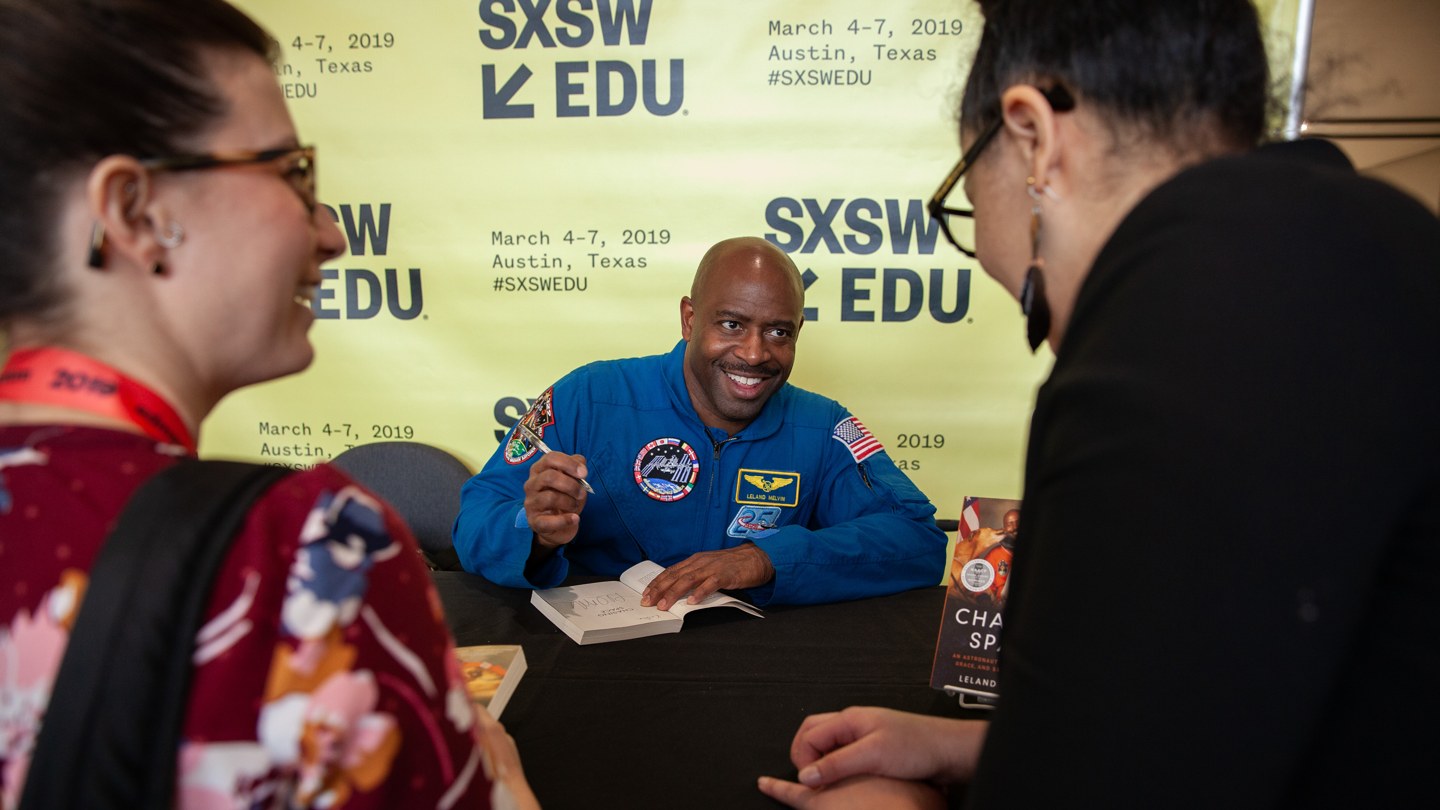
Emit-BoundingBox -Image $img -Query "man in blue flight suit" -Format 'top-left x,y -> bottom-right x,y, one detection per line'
453,236 -> 946,607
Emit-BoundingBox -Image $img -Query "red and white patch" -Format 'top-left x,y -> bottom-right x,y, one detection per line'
831,416 -> 883,463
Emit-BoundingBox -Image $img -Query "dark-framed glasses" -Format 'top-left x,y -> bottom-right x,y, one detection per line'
139,145 -> 317,212
928,86 -> 1075,257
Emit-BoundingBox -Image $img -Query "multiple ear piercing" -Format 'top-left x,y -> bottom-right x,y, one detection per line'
85,220 -> 184,275
152,221 -> 185,275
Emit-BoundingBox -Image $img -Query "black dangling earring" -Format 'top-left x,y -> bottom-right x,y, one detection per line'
87,222 -> 106,269
1021,178 -> 1052,353
1021,266 -> 1049,352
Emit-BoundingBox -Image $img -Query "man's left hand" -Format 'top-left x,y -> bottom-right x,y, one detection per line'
640,543 -> 774,610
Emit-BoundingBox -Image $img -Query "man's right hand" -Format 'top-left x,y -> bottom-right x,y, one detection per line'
524,451 -> 590,549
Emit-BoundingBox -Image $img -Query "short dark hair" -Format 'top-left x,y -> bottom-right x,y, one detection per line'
0,0 -> 275,326
960,0 -> 1269,153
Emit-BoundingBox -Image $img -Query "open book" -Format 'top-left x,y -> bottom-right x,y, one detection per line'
530,560 -> 763,645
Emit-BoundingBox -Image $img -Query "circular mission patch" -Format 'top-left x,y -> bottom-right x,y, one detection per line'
632,437 -> 700,502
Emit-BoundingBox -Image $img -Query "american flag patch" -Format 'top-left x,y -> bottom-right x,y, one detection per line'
832,416 -> 883,463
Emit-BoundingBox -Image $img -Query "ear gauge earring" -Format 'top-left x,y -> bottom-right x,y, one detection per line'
157,221 -> 185,249
152,222 -> 185,277
87,222 -> 106,269
1022,177 -> 1052,353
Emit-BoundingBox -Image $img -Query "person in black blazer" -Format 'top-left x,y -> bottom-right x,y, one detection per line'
762,1 -> 1440,807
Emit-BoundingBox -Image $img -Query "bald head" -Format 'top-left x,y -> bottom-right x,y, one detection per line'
1003,510 -> 1020,534
690,237 -> 804,307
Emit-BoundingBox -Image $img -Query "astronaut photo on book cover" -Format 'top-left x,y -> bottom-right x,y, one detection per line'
931,496 -> 1023,700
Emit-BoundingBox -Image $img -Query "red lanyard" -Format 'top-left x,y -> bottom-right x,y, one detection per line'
0,346 -> 197,454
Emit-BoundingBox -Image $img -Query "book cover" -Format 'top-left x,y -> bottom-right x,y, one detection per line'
454,644 -> 527,719
530,560 -> 763,645
930,496 -> 1022,706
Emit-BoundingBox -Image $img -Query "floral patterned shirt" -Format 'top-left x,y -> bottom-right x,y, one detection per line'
0,425 -> 492,809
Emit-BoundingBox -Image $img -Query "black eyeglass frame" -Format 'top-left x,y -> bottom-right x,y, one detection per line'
138,145 -> 317,212
928,86 -> 1076,258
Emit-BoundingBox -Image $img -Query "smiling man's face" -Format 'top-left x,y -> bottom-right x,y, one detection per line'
680,239 -> 804,435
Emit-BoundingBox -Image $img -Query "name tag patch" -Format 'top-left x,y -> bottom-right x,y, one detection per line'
735,469 -> 800,507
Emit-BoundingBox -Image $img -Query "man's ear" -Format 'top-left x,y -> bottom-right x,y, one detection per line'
999,85 -> 1064,192
84,155 -> 166,272
679,296 -> 695,341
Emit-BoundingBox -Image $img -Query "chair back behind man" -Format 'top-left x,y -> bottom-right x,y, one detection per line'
331,441 -> 471,570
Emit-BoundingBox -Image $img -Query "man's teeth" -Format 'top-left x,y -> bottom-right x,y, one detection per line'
295,284 -> 318,305
726,372 -> 763,386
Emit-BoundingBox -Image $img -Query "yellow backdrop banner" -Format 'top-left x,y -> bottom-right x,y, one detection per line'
213,0 -> 1298,537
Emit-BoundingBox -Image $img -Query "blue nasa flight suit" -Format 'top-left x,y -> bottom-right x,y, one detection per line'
452,340 -> 947,605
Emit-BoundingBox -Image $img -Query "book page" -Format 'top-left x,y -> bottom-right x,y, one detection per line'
536,580 -> 677,631
618,561 -> 763,619
618,559 -> 666,594
668,591 -> 763,618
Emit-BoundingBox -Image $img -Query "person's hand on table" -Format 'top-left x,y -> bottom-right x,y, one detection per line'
474,704 -> 540,810
782,707 -> 987,788
757,773 -> 946,809
523,451 -> 589,551
639,542 -> 773,610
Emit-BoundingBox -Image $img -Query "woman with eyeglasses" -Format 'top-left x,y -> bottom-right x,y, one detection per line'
762,1 -> 1439,807
0,1 -> 536,807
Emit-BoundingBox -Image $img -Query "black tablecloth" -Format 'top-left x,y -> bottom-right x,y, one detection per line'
434,572 -> 976,809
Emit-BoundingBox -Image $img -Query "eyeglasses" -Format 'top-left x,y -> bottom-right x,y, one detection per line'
139,145 -> 317,212
928,86 -> 1075,257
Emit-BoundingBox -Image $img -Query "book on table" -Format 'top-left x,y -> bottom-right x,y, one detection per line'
454,644 -> 527,719
930,495 -> 1022,708
530,560 -> 763,645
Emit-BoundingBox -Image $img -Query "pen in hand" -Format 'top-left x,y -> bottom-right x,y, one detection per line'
516,422 -> 595,494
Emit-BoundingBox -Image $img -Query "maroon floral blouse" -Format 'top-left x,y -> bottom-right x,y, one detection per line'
0,425 -> 494,809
